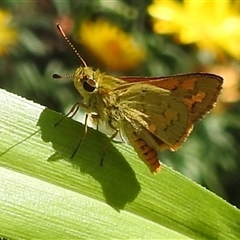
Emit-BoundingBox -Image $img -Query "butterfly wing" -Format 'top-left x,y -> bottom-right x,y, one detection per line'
120,73 -> 223,123
118,83 -> 192,172
114,73 -> 222,172
117,83 -> 190,149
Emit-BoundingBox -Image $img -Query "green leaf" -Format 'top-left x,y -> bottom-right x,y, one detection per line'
0,88 -> 240,239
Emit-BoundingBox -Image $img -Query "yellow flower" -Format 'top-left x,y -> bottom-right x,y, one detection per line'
0,9 -> 17,55
148,0 -> 240,59
77,19 -> 146,71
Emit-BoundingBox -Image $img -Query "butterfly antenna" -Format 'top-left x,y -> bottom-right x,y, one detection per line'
52,73 -> 74,79
56,23 -> 87,67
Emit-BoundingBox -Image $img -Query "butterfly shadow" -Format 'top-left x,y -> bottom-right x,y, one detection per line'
37,108 -> 141,210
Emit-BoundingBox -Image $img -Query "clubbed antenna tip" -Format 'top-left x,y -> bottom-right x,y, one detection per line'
52,74 -> 62,79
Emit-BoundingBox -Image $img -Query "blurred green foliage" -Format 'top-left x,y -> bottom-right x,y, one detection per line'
0,0 -> 240,209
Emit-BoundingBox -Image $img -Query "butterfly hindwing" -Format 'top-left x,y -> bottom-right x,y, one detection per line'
117,83 -> 190,148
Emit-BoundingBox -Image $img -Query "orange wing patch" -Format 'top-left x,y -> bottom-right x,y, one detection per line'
132,133 -> 161,173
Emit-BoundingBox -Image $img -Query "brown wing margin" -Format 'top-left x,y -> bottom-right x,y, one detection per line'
119,72 -> 223,86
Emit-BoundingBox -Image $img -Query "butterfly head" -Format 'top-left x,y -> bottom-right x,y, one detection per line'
73,66 -> 99,99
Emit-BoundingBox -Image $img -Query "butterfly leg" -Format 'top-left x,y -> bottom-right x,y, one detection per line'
100,129 -> 119,166
119,130 -> 127,143
71,113 -> 89,158
91,113 -> 100,131
54,102 -> 80,127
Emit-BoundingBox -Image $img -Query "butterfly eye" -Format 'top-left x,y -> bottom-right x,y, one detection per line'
82,78 -> 97,92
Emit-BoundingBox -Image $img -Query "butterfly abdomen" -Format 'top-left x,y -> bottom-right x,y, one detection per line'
132,133 -> 161,173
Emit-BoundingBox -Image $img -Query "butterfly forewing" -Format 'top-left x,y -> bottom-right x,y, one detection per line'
120,73 -> 223,123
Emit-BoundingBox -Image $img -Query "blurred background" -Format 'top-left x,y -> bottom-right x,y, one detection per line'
0,0 -> 240,208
